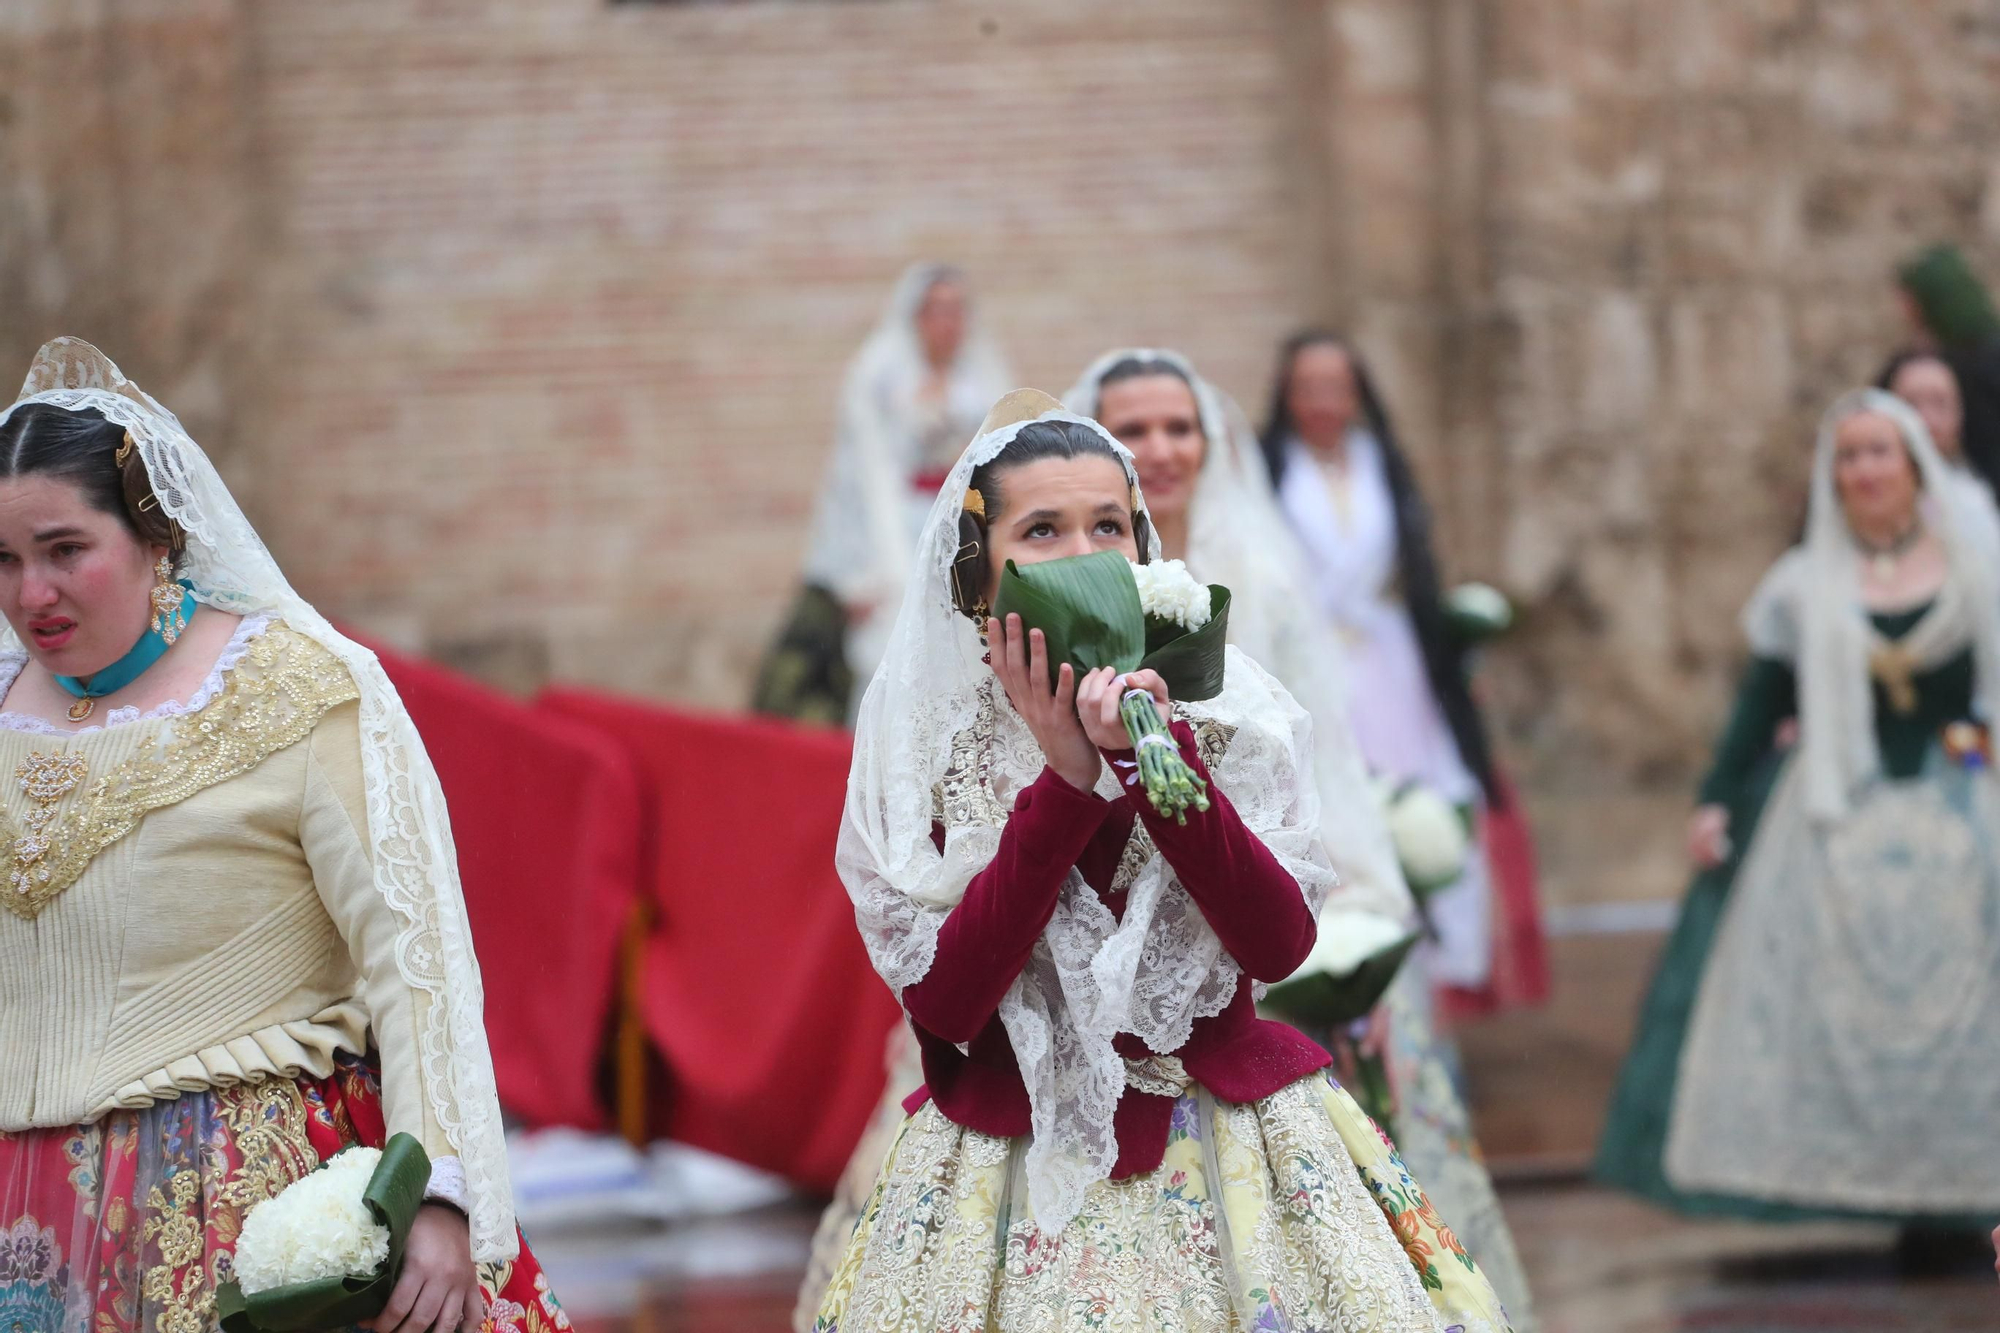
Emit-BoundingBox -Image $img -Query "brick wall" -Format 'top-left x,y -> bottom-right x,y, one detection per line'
5,0 -> 2000,906
235,0 -> 1327,702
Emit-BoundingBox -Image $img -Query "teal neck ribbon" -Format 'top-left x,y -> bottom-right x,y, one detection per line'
53,582 -> 198,701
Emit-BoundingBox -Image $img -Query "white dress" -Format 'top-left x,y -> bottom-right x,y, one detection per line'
1275,431 -> 1492,988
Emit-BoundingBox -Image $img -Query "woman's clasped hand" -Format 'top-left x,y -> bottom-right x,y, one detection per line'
985,612 -> 1171,793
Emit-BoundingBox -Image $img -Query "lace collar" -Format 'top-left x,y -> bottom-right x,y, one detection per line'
0,613 -> 277,737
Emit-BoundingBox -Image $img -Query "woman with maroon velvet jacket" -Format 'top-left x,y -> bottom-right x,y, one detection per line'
810,390 -> 1511,1333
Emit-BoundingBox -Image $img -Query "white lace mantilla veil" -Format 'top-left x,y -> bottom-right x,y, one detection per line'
0,339 -> 517,1261
839,389 -> 1338,1234
800,262 -> 1014,611
1743,387 -> 2000,821
1064,350 -> 1414,946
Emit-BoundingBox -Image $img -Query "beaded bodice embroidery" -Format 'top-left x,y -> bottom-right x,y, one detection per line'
0,625 -> 359,921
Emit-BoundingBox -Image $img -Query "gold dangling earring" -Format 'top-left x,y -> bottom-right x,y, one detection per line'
149,555 -> 187,645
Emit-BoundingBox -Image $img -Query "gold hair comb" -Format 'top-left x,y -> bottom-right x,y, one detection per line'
114,430 -> 136,466
963,488 -> 986,520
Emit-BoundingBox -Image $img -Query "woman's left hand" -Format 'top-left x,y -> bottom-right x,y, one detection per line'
366,1204 -> 484,1333
1076,668 -> 1171,752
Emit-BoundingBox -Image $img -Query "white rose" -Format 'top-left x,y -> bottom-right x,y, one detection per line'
1386,785 -> 1471,890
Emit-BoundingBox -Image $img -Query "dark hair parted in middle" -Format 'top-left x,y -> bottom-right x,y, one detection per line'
949,418 -> 1153,621
1094,355 -> 1194,403
0,404 -> 182,558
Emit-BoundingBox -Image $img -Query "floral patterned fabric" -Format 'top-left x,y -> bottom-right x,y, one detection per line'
814,1071 -> 1511,1333
1376,966 -> 1537,1330
0,1056 -> 562,1333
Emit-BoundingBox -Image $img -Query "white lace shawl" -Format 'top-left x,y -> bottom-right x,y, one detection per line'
1741,388 -> 2000,823
0,339 -> 516,1260
799,263 -> 1014,608
838,403 -> 1338,1234
1062,350 -> 1413,946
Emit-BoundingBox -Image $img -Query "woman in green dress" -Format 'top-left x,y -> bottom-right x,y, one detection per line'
1598,388 -> 2000,1228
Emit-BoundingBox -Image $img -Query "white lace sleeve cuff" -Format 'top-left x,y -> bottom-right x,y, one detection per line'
424,1156 -> 470,1213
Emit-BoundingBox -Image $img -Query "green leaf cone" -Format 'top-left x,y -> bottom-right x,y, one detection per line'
992,550 -> 1147,686
1139,585 -> 1231,703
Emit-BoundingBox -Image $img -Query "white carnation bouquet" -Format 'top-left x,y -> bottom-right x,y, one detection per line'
992,551 -> 1231,822
234,1149 -> 390,1293
1130,559 -> 1213,633
217,1135 -> 431,1333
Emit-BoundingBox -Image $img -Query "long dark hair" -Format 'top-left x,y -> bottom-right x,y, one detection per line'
1259,330 -> 1500,803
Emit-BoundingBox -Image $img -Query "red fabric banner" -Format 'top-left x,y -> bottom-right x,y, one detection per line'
376,647 -> 643,1132
541,691 -> 903,1193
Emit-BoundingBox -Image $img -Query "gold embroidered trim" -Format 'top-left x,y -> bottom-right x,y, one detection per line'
1122,1052 -> 1191,1098
140,1079 -> 317,1333
933,681 -> 1007,831
0,626 -> 359,921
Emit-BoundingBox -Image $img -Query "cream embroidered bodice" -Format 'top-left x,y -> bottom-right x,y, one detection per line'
0,622 -> 456,1177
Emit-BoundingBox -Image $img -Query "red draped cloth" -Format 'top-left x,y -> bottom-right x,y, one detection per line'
375,646 -> 643,1131
542,692 -> 902,1193
1438,769 -> 1551,1021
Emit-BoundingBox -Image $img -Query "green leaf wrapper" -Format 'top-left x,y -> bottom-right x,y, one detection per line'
1261,935 -> 1419,1030
216,1134 -> 432,1333
992,553 -> 1230,700
992,550 -> 1147,683
992,552 -> 1230,821
1138,585 -> 1231,703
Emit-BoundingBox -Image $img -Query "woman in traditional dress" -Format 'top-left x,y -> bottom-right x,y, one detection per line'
753,263 -> 1013,724
813,387 -> 1513,1332
1257,333 -> 1547,1014
1880,349 -> 2000,567
1598,389 -> 2000,1234
1898,243 -> 2000,494
1062,348 -> 1538,1329
0,339 -> 562,1333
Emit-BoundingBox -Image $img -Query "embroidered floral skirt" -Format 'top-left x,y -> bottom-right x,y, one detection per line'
1374,965 -> 1536,1331
0,1055 -> 563,1333
813,1071 -> 1512,1333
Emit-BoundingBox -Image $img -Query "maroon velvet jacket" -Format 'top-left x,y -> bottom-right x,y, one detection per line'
900,720 -> 1331,1179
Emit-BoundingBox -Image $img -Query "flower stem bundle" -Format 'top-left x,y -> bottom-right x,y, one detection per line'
1121,688 -> 1209,823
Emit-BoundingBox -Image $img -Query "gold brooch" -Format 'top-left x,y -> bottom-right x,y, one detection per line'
13,751 -> 87,896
